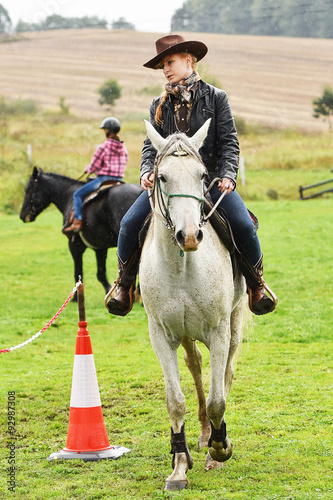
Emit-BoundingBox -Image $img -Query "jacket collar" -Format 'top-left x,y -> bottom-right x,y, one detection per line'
194,80 -> 209,101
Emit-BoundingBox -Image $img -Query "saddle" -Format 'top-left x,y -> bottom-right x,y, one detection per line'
83,179 -> 123,206
62,180 -> 123,231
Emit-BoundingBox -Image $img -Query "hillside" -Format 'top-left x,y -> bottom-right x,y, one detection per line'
0,29 -> 332,131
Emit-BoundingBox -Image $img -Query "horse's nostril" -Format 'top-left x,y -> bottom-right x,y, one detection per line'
176,230 -> 186,247
197,229 -> 203,243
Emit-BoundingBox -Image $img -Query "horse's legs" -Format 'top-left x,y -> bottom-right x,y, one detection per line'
206,322 -> 233,463
181,337 -> 210,448
149,323 -> 191,491
205,302 -> 246,469
225,298 -> 247,396
95,248 -> 111,294
68,236 -> 86,301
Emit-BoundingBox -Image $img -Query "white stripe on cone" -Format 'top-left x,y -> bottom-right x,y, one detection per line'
70,354 -> 102,408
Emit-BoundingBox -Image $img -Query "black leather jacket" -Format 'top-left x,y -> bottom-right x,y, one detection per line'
140,80 -> 240,186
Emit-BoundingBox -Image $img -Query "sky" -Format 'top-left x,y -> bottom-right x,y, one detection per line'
2,0 -> 183,33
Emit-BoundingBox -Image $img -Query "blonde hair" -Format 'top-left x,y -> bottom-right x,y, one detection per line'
155,53 -> 198,127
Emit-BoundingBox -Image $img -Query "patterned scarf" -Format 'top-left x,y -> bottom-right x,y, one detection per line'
165,72 -> 200,103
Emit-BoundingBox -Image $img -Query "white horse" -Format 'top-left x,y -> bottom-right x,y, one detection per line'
139,119 -> 248,491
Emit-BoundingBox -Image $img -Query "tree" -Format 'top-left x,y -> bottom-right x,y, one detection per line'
0,4 -> 11,33
97,79 -> 122,108
15,14 -> 107,32
171,3 -> 194,31
313,85 -> 333,131
170,0 -> 333,38
220,0 -> 255,35
16,20 -> 35,32
58,96 -> 70,115
111,17 -> 135,30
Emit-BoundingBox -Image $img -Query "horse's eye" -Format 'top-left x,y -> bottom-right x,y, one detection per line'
158,174 -> 166,183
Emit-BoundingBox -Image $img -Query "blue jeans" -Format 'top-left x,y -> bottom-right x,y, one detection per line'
209,184 -> 261,266
118,187 -> 261,266
73,176 -> 122,220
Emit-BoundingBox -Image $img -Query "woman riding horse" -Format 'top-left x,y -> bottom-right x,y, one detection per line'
65,117 -> 128,233
107,34 -> 277,316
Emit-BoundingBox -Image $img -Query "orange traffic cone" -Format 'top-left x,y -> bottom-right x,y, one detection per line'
48,281 -> 130,461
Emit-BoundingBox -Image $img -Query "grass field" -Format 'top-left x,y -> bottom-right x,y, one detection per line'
0,29 -> 333,132
0,28 -> 332,497
0,198 -> 332,499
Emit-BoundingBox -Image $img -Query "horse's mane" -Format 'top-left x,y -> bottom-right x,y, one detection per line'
44,171 -> 80,183
36,170 -> 84,188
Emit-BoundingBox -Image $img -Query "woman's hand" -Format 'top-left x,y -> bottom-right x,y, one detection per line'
218,178 -> 234,194
141,172 -> 154,191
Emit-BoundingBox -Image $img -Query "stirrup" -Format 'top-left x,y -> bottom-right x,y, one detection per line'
104,279 -> 135,316
104,278 -> 119,309
247,284 -> 277,315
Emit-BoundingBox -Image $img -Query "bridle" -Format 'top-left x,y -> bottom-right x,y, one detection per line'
149,149 -> 206,236
147,138 -> 229,256
26,177 -> 40,219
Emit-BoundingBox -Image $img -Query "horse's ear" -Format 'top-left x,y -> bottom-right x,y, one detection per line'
189,118 -> 211,151
144,120 -> 167,153
32,166 -> 43,178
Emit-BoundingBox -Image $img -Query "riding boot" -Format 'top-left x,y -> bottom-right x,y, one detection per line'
239,253 -> 278,315
64,218 -> 82,233
105,247 -> 141,317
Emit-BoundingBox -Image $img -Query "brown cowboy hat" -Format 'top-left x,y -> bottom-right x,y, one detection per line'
143,34 -> 208,69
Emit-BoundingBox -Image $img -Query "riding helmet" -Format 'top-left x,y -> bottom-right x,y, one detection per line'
100,117 -> 121,134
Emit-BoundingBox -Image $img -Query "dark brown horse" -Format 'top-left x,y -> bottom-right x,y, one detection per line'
20,167 -> 142,300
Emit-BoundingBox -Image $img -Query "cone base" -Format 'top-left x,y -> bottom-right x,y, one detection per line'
47,445 -> 131,462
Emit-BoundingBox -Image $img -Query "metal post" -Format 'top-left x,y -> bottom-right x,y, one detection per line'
27,144 -> 32,164
77,280 -> 86,322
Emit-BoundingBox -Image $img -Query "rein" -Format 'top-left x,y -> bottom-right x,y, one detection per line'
147,138 -> 227,256
203,178 -> 228,221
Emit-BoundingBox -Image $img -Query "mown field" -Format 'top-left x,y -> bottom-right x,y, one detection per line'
0,29 -> 333,132
0,196 -> 332,499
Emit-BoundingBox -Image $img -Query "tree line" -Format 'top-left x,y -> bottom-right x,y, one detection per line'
0,5 -> 134,34
1,1 -> 332,37
171,0 -> 333,38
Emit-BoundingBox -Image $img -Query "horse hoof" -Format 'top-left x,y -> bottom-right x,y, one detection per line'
164,479 -> 188,491
205,451 -> 222,470
208,438 -> 233,463
198,436 -> 209,449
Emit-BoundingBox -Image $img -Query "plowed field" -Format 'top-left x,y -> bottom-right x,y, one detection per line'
1,29 -> 332,131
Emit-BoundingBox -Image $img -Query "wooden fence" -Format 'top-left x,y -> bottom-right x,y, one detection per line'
299,178 -> 333,200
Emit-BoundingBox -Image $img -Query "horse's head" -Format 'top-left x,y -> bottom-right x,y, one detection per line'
20,167 -> 50,222
145,119 -> 211,253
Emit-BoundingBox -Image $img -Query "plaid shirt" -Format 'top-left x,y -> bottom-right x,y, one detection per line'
85,138 -> 128,178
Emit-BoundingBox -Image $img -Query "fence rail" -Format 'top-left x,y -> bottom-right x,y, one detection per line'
299,178 -> 333,200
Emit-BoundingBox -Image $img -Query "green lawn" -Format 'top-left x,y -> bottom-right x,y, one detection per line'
0,198 -> 332,499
